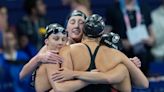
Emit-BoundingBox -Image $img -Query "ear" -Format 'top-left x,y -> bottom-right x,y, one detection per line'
45,39 -> 48,46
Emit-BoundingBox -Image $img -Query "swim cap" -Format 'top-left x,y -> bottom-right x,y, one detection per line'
100,32 -> 122,50
68,10 -> 86,20
83,14 -> 105,38
45,23 -> 67,39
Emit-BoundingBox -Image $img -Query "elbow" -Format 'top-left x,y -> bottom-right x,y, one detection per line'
140,78 -> 149,89
104,75 -> 113,84
53,84 -> 69,92
19,72 -> 24,80
137,79 -> 149,89
142,81 -> 149,88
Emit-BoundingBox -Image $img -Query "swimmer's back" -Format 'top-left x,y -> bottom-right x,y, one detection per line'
70,42 -> 122,72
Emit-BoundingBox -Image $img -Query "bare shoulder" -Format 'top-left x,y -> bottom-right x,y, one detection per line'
100,45 -> 127,62
70,43 -> 86,51
59,45 -> 71,56
101,45 -> 123,55
70,43 -> 84,47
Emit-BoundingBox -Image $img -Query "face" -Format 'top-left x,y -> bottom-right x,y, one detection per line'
45,33 -> 67,52
4,32 -> 17,49
66,16 -> 84,42
36,0 -> 46,16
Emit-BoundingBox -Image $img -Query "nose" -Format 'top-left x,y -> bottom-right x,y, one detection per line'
57,42 -> 64,48
74,21 -> 79,28
58,39 -> 64,45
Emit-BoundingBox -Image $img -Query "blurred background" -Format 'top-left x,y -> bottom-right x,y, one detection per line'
0,0 -> 164,92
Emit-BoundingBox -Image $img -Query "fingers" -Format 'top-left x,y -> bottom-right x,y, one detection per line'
56,78 -> 65,83
130,57 -> 141,68
132,58 -> 141,68
52,74 -> 64,81
44,57 -> 60,64
42,52 -> 64,64
48,52 -> 64,63
52,71 -> 61,76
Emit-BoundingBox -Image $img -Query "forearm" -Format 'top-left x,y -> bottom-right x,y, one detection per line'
19,55 -> 41,80
52,80 -> 88,92
46,63 -> 88,92
122,59 -> 149,88
73,64 -> 127,85
73,71 -> 108,84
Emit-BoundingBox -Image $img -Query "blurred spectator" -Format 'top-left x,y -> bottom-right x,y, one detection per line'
151,0 -> 164,61
61,0 -> 91,16
0,5 -> 8,52
3,30 -> 32,92
17,0 -> 48,57
106,0 -> 155,76
0,51 -> 14,92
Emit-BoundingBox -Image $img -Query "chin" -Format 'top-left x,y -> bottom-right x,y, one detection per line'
72,34 -> 82,39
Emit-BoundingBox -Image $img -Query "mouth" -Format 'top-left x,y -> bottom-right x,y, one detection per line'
57,45 -> 63,49
72,28 -> 81,35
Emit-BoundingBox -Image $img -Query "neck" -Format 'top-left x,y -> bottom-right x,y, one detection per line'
68,37 -> 76,45
82,36 -> 100,44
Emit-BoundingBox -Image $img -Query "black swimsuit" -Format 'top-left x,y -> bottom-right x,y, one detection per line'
76,44 -> 119,92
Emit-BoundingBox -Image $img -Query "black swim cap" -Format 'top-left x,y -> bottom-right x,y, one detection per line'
68,10 -> 87,20
83,14 -> 105,38
100,32 -> 122,50
45,23 -> 67,39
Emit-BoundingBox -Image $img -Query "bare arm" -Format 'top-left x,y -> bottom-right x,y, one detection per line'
19,55 -> 41,80
53,64 -> 129,85
69,64 -> 128,84
45,64 -> 88,92
19,45 -> 62,80
120,52 -> 149,88
45,46 -> 89,92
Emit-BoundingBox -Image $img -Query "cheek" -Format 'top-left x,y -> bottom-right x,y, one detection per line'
48,39 -> 56,46
80,25 -> 84,31
51,40 -> 57,45
49,42 -> 57,49
62,41 -> 67,45
67,23 -> 74,30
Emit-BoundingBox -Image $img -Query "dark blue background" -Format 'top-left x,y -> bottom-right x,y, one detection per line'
0,0 -> 161,25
